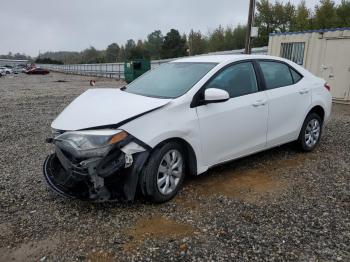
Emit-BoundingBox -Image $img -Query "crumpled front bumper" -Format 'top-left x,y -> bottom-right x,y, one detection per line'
43,137 -> 150,202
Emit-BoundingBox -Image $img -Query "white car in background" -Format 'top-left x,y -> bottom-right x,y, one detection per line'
0,67 -> 13,74
44,55 -> 332,203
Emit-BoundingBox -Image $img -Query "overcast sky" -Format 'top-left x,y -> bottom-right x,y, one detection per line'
1,0 -> 341,56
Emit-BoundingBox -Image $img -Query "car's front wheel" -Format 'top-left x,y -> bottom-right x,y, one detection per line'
298,112 -> 323,152
140,142 -> 185,203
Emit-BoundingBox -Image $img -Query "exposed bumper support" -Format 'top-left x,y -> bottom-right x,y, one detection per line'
43,141 -> 150,202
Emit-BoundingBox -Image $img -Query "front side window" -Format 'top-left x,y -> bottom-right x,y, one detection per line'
125,62 -> 217,98
205,62 -> 258,98
259,61 -> 294,90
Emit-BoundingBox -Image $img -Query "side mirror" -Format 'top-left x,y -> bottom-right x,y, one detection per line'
204,88 -> 230,103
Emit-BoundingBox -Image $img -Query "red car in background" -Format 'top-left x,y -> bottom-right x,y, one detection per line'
26,68 -> 50,75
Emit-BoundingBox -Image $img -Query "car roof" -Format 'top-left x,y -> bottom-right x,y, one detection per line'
172,54 -> 289,64
172,54 -> 313,78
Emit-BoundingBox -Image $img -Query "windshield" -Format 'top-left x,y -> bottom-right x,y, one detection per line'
125,62 -> 217,98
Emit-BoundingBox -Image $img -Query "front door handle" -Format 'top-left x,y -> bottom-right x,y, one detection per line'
299,88 -> 310,95
253,100 -> 267,107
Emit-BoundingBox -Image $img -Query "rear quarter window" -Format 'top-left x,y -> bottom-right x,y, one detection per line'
290,67 -> 303,83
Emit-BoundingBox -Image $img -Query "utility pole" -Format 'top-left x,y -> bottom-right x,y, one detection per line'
245,0 -> 256,54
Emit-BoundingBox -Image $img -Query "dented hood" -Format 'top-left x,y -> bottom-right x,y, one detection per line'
51,88 -> 171,131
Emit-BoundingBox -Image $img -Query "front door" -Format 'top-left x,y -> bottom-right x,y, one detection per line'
195,62 -> 268,166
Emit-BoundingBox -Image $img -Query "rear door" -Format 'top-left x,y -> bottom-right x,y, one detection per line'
195,61 -> 268,166
257,60 -> 311,147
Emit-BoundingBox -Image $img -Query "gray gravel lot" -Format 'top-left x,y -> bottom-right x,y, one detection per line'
0,73 -> 349,262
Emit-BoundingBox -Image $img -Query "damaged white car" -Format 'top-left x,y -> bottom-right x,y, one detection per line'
44,55 -> 332,203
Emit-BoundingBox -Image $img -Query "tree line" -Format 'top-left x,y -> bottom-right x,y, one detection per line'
254,0 -> 350,46
32,0 -> 350,64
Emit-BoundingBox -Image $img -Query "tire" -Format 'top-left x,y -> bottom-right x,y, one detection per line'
298,112 -> 323,152
140,142 -> 186,203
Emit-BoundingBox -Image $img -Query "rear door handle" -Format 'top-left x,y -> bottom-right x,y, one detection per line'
299,88 -> 310,95
253,100 -> 267,107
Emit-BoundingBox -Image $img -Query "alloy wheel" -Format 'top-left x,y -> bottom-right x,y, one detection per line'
305,118 -> 321,148
156,149 -> 184,195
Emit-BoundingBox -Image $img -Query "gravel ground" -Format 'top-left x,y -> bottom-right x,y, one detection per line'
0,73 -> 349,262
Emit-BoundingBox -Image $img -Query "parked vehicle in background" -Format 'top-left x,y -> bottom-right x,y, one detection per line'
0,66 -> 13,74
0,68 -> 5,76
43,55 -> 332,203
26,68 -> 50,75
12,67 -> 21,74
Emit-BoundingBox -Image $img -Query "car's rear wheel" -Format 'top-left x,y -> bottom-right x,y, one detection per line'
298,112 -> 323,152
140,142 -> 185,203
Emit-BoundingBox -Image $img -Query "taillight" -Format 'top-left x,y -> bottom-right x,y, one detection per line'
324,83 -> 331,92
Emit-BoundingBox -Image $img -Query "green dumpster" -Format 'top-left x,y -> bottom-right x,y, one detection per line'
124,59 -> 151,83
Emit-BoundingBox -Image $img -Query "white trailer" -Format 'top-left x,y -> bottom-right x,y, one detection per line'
268,28 -> 350,103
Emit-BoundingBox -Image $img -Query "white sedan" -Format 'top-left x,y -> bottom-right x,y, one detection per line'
44,55 -> 332,203
0,67 -> 13,74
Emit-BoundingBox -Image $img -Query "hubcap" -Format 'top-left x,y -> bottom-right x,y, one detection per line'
157,149 -> 183,195
305,119 -> 321,147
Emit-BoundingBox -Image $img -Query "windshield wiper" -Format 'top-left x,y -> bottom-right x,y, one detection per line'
120,86 -> 127,91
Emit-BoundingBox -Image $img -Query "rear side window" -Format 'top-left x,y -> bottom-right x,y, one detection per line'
205,62 -> 258,98
259,61 -> 293,89
290,68 -> 302,83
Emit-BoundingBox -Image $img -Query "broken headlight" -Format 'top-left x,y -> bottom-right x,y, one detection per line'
54,129 -> 128,158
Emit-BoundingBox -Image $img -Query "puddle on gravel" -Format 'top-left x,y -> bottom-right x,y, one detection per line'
172,194 -> 201,210
87,250 -> 115,262
0,237 -> 58,262
123,216 -> 196,252
192,154 -> 308,203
